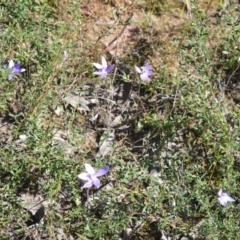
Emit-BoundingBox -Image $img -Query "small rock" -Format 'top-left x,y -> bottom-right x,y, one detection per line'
123,228 -> 132,240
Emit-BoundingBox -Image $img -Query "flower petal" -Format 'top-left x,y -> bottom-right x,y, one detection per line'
142,64 -> 152,71
140,72 -> 151,82
218,188 -> 223,197
100,71 -> 108,79
101,56 -> 107,68
95,166 -> 109,177
222,193 -> 235,202
14,62 -> 22,72
92,177 -> 100,188
106,64 -> 114,73
78,172 -> 90,181
8,74 -> 14,80
147,70 -> 154,76
218,197 -> 227,206
93,63 -> 103,69
8,59 -> 14,69
82,181 -> 93,189
135,65 -> 141,73
84,163 -> 95,175
62,51 -> 68,60
20,68 -> 26,73
93,71 -> 103,76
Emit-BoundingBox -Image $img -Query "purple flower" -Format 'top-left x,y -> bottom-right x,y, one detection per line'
7,59 -> 26,80
217,188 -> 235,207
135,64 -> 154,82
78,163 -> 109,189
93,56 -> 114,79
62,51 -> 68,60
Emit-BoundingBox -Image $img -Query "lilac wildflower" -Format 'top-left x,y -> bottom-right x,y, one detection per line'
7,59 -> 26,80
135,64 -> 154,82
62,51 -> 68,60
217,188 -> 235,207
93,56 -> 114,79
78,163 -> 109,189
